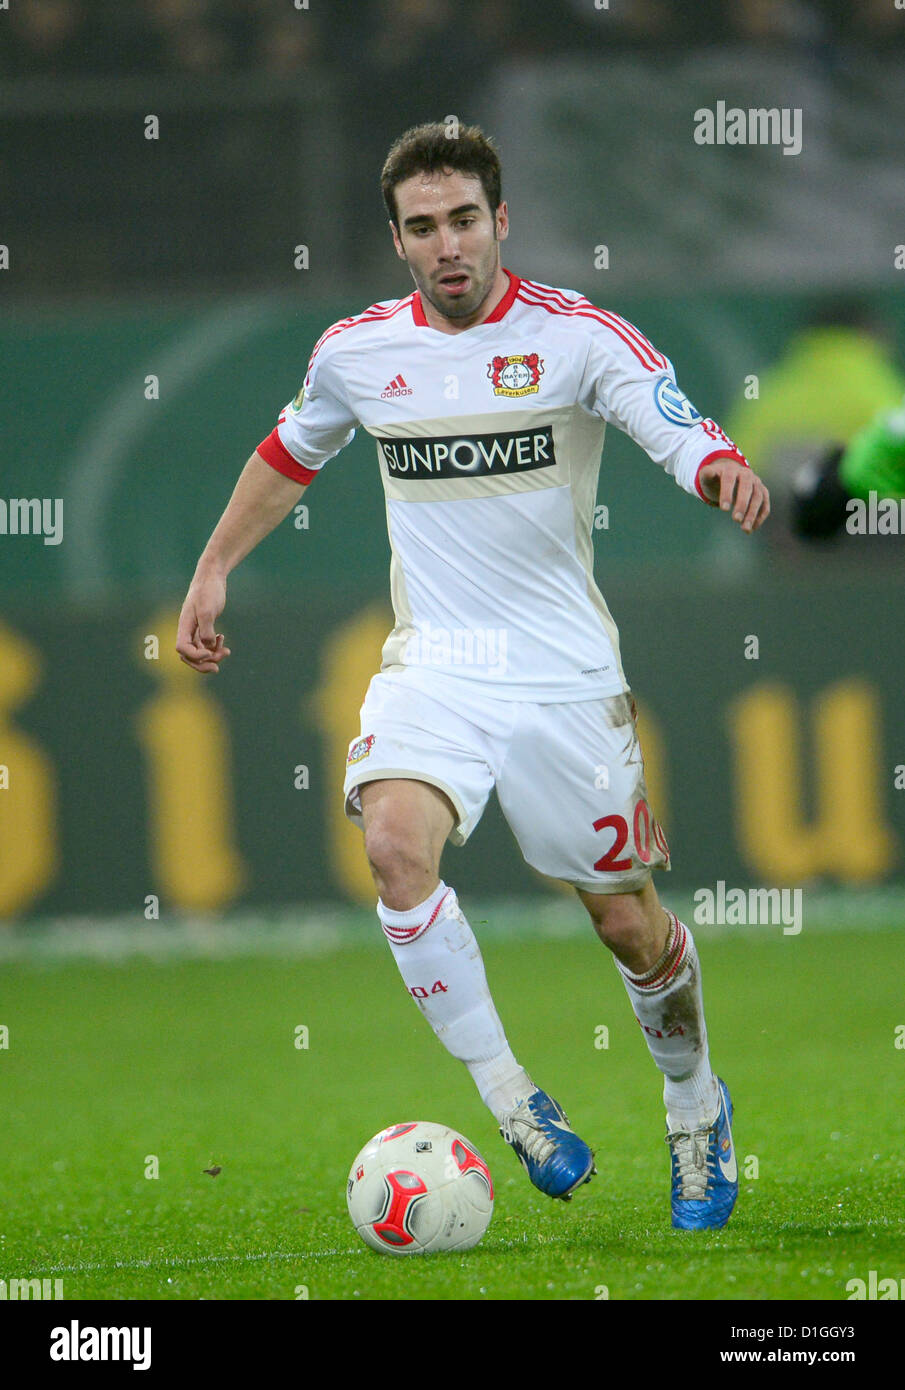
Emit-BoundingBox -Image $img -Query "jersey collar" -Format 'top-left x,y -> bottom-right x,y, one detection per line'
411,268 -> 521,329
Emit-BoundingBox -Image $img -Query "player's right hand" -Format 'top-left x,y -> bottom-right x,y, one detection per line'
176,574 -> 231,674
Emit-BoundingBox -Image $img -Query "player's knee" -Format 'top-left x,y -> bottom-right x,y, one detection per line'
364,824 -> 437,904
585,894 -> 653,955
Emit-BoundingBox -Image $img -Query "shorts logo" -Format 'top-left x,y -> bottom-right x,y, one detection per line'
487,353 -> 544,397
654,375 -> 702,427
347,734 -> 375,766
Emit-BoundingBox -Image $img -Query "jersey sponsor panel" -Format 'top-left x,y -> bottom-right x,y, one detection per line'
367,405 -> 586,506
378,423 -> 556,480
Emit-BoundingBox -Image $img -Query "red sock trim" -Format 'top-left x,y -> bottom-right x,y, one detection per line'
627,912 -> 688,991
381,888 -> 452,945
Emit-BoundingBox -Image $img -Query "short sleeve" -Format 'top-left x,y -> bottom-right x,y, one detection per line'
257,341 -> 357,486
579,310 -> 748,502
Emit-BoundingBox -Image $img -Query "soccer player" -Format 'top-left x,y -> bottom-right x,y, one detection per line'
177,123 -> 770,1230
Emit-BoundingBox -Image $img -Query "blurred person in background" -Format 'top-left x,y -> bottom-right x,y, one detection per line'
724,303 -> 905,540
791,396 -> 905,539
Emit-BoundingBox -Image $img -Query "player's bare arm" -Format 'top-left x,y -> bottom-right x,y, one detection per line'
176,450 -> 307,674
698,456 -> 770,533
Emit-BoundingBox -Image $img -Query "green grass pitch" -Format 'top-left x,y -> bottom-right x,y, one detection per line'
1,913 -> 902,1301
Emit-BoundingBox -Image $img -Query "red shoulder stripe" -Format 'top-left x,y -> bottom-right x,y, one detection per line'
308,296 -> 414,369
516,288 -> 661,372
519,280 -> 666,370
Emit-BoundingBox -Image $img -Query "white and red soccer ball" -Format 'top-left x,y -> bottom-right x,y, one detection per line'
346,1121 -> 494,1255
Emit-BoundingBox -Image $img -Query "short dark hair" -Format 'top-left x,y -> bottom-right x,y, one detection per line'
381,122 -> 502,228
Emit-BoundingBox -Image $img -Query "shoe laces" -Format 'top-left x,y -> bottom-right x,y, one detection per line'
666,1123 -> 716,1201
501,1100 -> 558,1165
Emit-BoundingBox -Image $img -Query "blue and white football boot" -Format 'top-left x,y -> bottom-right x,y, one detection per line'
500,1089 -> 596,1200
666,1076 -> 738,1230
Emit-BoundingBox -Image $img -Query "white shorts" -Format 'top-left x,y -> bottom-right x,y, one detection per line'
342,670 -> 670,895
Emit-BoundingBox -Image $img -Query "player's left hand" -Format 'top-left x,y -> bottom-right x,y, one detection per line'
698,459 -> 770,533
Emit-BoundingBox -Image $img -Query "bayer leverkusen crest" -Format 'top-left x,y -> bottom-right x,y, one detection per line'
488,353 -> 544,397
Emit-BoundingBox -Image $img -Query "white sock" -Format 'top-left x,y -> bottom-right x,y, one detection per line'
377,881 -> 534,1121
615,911 -> 720,1131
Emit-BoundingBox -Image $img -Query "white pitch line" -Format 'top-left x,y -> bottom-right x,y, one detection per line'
37,1248 -> 361,1276
3,892 -> 903,965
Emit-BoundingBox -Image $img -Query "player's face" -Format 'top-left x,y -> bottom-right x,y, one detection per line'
391,170 -> 509,324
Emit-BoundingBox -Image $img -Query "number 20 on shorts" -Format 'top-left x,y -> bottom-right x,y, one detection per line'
592,799 -> 669,872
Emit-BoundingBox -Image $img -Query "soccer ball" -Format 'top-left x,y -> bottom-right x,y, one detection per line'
346,1121 -> 494,1255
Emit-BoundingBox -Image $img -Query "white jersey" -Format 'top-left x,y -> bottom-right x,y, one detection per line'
258,270 -> 747,702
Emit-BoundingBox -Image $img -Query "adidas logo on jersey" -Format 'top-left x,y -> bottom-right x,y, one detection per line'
381,374 -> 413,399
